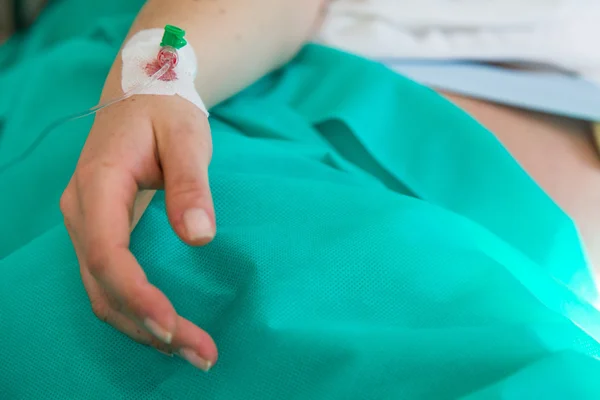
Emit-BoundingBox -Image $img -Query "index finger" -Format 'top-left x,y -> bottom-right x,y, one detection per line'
77,163 -> 178,343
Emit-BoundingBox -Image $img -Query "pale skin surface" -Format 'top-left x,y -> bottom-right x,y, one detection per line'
59,0 -> 327,371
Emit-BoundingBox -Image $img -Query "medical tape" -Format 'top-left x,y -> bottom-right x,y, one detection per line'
121,28 -> 208,116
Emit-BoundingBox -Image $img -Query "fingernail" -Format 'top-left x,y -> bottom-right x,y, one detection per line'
183,208 -> 214,241
144,318 -> 173,344
179,348 -> 212,372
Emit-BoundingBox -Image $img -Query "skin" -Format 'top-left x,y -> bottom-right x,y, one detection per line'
58,0 -> 600,373
60,0 -> 327,372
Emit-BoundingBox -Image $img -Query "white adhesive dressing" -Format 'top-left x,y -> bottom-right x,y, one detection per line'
121,29 -> 208,116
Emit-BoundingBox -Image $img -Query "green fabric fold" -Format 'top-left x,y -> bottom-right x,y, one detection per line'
1,1 -> 599,398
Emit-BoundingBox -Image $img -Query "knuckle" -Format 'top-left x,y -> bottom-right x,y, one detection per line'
59,188 -> 75,216
205,140 -> 214,162
75,159 -> 118,186
90,297 -> 110,323
74,164 -> 97,186
169,120 -> 213,156
86,248 -> 110,277
169,118 -> 196,135
169,176 -> 208,200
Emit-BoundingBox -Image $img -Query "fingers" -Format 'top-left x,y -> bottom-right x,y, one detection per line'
171,317 -> 218,371
84,259 -> 217,368
60,97 -> 220,372
157,115 -> 216,246
75,234 -> 215,367
63,205 -> 168,350
62,153 -> 218,371
76,164 -> 178,344
94,303 -> 217,370
64,166 -> 218,370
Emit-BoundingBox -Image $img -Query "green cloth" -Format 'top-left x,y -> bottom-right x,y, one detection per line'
2,1 -> 600,399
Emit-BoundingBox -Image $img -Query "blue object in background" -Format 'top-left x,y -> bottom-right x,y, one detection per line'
385,60 -> 600,121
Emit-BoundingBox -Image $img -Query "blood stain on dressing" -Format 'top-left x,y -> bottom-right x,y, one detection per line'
145,59 -> 178,81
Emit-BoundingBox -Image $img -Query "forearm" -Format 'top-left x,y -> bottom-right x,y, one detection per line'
102,0 -> 325,107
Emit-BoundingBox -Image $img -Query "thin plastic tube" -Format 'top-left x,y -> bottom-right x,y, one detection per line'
0,61 -> 172,175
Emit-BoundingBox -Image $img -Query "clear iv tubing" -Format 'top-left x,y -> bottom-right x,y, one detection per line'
0,61 -> 173,175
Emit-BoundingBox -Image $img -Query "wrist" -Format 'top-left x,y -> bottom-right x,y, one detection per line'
100,59 -> 125,103
100,27 -> 209,116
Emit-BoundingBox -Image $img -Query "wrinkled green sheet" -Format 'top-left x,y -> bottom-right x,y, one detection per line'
2,1 -> 600,398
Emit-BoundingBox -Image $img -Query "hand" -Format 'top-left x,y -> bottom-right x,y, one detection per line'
60,94 -> 217,371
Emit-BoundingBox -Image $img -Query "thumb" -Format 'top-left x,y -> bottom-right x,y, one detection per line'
158,116 -> 216,246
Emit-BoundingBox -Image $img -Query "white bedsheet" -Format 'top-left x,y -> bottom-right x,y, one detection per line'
318,0 -> 600,83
